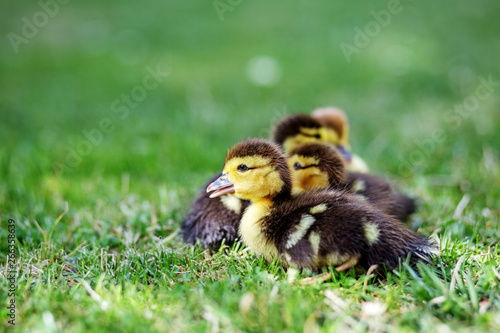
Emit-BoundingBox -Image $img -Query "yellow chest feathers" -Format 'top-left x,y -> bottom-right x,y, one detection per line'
220,194 -> 243,214
238,200 -> 279,261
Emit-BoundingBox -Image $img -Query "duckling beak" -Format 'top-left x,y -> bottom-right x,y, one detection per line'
206,174 -> 235,198
336,145 -> 352,163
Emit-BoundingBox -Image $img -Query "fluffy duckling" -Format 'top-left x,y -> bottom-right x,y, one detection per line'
311,107 -> 369,173
272,113 -> 367,172
288,142 -> 347,194
288,143 -> 416,222
272,114 -> 331,154
181,174 -> 249,249
207,139 -> 436,271
181,114 -> 321,250
181,113 -> 322,249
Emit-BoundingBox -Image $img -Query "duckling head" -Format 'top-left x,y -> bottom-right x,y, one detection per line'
272,114 -> 339,154
288,143 -> 347,192
207,139 -> 293,202
311,107 -> 352,162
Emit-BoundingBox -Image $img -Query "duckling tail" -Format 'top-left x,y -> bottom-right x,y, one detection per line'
362,216 -> 439,270
411,235 -> 440,264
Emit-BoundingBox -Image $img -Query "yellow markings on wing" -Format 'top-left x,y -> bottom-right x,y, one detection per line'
309,204 -> 328,215
286,214 -> 315,249
309,231 -> 321,256
325,252 -> 351,266
352,179 -> 366,193
363,222 -> 380,246
284,253 -> 292,265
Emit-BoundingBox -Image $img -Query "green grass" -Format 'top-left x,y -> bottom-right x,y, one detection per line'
1,0 -> 500,332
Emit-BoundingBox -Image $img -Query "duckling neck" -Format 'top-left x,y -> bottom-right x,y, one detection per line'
273,189 -> 292,202
239,198 -> 279,260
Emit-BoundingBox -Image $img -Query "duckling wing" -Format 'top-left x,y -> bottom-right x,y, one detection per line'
181,173 -> 250,250
345,172 -> 417,222
269,191 -> 368,270
269,191 -> 436,271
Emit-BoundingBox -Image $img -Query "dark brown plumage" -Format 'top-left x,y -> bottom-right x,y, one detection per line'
270,190 -> 431,270
272,114 -> 323,148
181,174 -> 249,250
207,139 -> 437,271
289,143 -> 417,222
271,112 -> 369,172
344,172 -> 417,222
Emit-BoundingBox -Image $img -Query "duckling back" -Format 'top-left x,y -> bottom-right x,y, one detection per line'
344,172 -> 417,222
252,190 -> 435,271
289,142 -> 417,223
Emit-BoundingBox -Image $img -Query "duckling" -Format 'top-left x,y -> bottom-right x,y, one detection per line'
181,174 -> 249,250
288,143 -> 416,222
272,114 -> 328,153
311,107 -> 369,173
271,113 -> 367,172
288,142 -> 347,195
181,114 -> 324,250
182,113 -> 324,250
207,139 -> 436,271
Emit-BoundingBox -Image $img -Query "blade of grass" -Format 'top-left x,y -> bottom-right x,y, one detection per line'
450,255 -> 466,292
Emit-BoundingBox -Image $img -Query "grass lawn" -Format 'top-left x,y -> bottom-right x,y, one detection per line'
1,0 -> 500,332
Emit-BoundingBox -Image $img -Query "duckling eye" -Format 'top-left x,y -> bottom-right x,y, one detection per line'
313,134 -> 321,139
293,162 -> 302,170
237,164 -> 249,172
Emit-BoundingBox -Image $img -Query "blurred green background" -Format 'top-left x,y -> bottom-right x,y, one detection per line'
1,1 -> 500,331
1,0 -> 499,246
